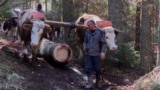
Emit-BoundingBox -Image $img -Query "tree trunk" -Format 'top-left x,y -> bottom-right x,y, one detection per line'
51,0 -> 56,10
156,0 -> 160,66
0,0 -> 8,7
134,2 -> 141,51
62,0 -> 75,42
108,0 -> 123,44
84,0 -> 89,13
139,0 -> 154,75
26,0 -> 28,9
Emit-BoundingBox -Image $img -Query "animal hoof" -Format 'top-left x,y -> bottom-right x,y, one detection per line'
28,54 -> 33,59
28,59 -> 32,63
28,55 -> 33,62
19,53 -> 24,58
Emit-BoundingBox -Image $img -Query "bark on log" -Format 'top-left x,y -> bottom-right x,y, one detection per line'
38,38 -> 73,65
45,20 -> 87,29
28,20 -> 87,29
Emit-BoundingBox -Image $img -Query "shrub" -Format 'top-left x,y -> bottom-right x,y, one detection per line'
0,2 -> 11,19
106,43 -> 140,69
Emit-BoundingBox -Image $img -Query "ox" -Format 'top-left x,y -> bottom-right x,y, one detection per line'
75,13 -> 121,58
18,9 -> 52,62
2,8 -> 21,41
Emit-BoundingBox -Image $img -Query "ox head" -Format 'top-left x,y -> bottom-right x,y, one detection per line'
23,20 -> 52,47
31,20 -> 45,46
11,8 -> 22,18
20,9 -> 51,47
101,26 -> 118,50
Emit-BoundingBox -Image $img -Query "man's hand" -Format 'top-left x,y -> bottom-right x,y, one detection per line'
100,53 -> 105,60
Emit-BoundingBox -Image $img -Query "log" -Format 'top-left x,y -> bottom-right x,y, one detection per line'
38,38 -> 73,65
45,20 -> 88,29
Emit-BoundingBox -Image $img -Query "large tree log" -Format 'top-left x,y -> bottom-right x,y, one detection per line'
44,20 -> 87,29
38,38 -> 73,65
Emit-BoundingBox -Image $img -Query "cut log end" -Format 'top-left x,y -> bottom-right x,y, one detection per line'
53,44 -> 72,63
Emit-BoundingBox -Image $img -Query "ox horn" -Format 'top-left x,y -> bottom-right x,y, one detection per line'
44,24 -> 52,33
114,28 -> 123,32
22,23 -> 51,31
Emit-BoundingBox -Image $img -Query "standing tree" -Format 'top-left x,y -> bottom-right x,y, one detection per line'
45,0 -> 47,13
134,2 -> 141,51
139,0 -> 154,74
62,0 -> 75,42
108,0 -> 123,44
51,0 -> 56,10
156,0 -> 160,66
0,0 -> 8,7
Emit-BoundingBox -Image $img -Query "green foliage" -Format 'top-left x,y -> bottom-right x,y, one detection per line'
107,43 -> 140,69
152,81 -> 160,90
0,2 -> 11,19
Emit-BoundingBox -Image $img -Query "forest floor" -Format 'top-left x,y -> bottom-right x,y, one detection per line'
0,31 -> 139,90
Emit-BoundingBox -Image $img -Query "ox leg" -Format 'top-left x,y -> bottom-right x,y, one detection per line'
4,29 -> 9,39
19,41 -> 32,63
78,48 -> 84,59
5,31 -> 8,39
76,43 -> 86,67
5,28 -> 12,40
8,28 -> 13,40
49,30 -> 54,41
77,43 -> 85,60
25,44 -> 33,63
27,46 -> 33,63
31,45 -> 39,63
13,27 -> 18,41
19,41 -> 28,58
19,41 -> 25,58
32,51 -> 36,62
10,27 -> 17,41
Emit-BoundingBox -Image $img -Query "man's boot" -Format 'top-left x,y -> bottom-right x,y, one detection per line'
85,75 -> 93,89
95,76 -> 102,88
